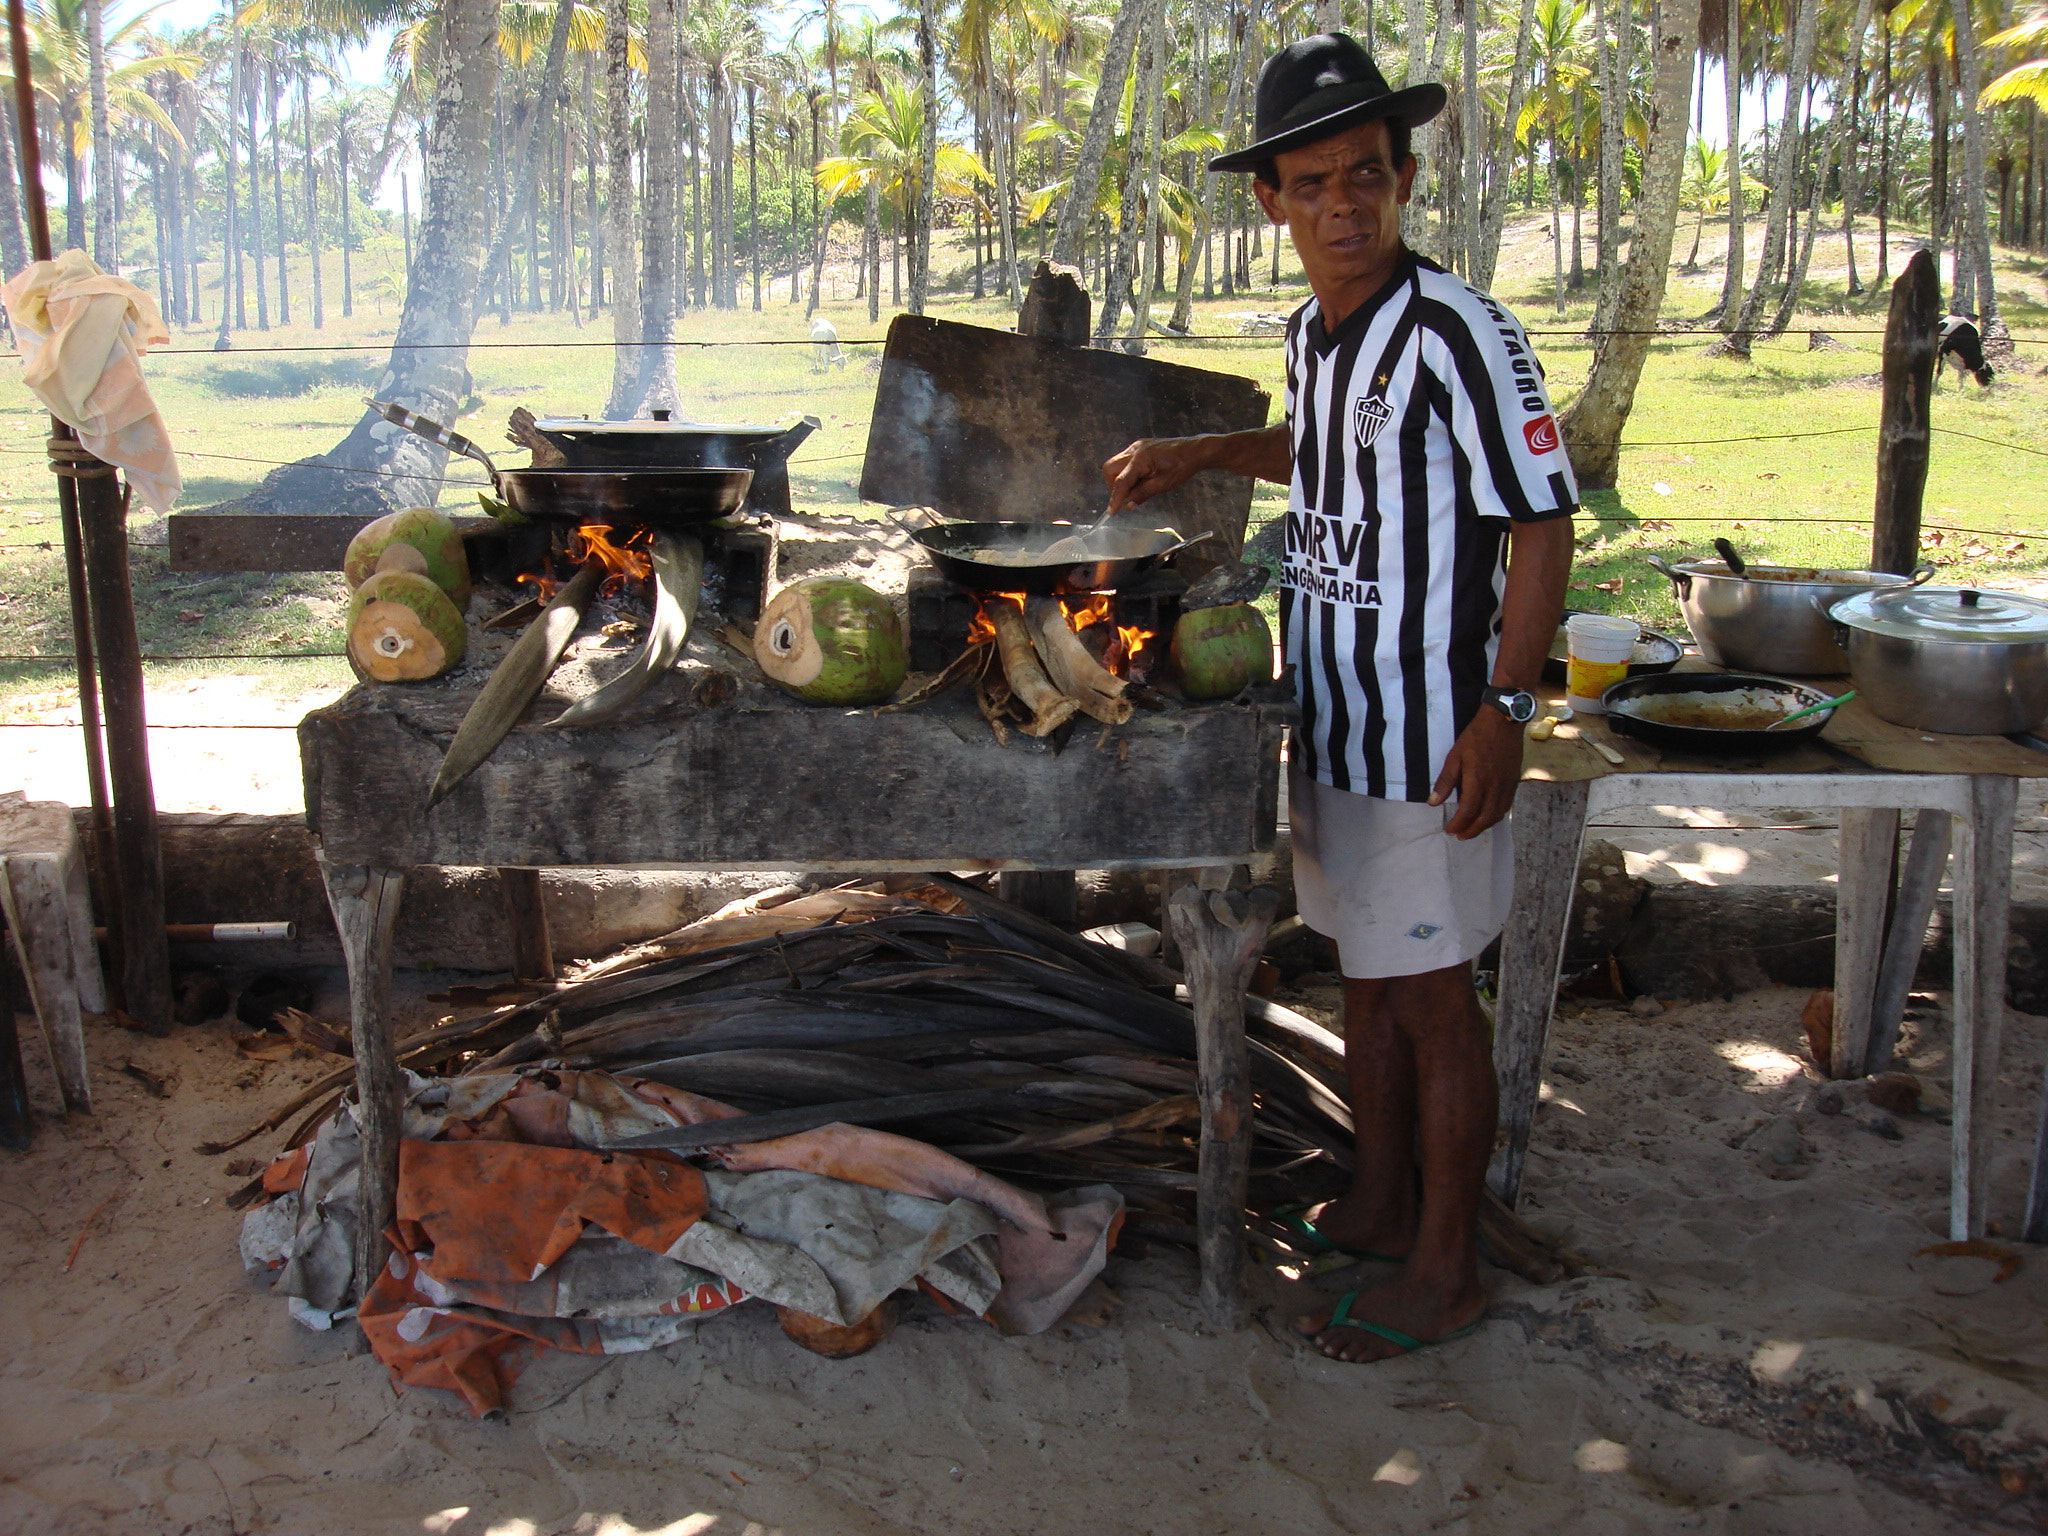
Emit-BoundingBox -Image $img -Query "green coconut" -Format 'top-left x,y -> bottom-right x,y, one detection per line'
755,577 -> 907,706
1171,602 -> 1274,700
343,508 -> 472,611
346,569 -> 468,682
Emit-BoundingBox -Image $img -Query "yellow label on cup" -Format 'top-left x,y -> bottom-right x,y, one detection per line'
1566,655 -> 1629,701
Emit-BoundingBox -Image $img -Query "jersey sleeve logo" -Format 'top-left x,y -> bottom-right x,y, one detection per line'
1523,414 -> 1561,455
1354,394 -> 1394,449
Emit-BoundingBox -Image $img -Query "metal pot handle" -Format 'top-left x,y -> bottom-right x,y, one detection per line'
1646,554 -> 1691,597
1908,564 -> 1937,587
366,398 -> 498,475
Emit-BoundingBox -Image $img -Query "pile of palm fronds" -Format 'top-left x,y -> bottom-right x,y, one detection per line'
207,875 -> 1581,1280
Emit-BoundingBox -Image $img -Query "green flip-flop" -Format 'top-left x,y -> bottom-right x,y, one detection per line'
1269,1202 -> 1407,1265
1309,1291 -> 1484,1359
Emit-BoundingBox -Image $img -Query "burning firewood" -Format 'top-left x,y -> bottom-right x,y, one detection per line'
429,559 -> 603,807
1024,597 -> 1133,726
973,671 -> 1014,745
548,532 -> 704,727
985,596 -> 1080,738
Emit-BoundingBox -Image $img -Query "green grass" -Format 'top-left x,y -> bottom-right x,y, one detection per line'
0,212 -> 2044,711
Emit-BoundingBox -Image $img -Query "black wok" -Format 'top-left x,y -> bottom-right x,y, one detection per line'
531,412 -> 816,470
912,520 -> 1208,595
370,399 -> 753,525
1602,672 -> 1842,754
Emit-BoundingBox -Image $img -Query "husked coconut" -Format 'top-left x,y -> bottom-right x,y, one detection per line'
1171,602 -> 1273,699
346,569 -> 468,682
754,577 -> 907,705
343,508 -> 472,610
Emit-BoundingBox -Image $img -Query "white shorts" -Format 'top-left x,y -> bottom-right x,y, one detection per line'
1288,763 -> 1515,980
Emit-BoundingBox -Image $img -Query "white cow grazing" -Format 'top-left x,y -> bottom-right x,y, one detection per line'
810,316 -> 846,372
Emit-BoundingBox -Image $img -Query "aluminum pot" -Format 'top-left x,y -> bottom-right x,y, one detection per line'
1829,585 -> 2048,735
1647,555 -> 1933,674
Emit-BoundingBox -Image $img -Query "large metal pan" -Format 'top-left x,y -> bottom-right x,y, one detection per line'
531,412 -> 817,470
370,400 -> 752,525
912,519 -> 1208,595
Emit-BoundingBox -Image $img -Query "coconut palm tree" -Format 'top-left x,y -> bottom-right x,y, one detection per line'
816,78 -> 989,311
1680,135 -> 1727,268
0,0 -> 194,257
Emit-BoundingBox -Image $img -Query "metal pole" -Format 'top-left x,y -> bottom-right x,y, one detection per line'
5,0 -> 169,1030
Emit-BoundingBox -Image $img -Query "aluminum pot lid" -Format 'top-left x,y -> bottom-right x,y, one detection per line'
1830,585 -> 2048,643
533,415 -> 785,436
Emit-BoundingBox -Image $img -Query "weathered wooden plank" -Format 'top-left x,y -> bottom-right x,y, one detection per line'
859,314 -> 1269,565
1488,777 -> 1592,1207
1832,807 -> 1901,1080
301,665 -> 1288,872
1168,881 -> 1278,1331
497,867 -> 556,981
1949,774 -> 2015,1239
1872,250 -> 1940,575
318,859 -> 405,1291
2024,1059 -> 2048,1246
167,512 -> 496,572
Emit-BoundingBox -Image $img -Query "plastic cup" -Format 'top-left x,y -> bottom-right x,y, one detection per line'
1565,613 -> 1640,714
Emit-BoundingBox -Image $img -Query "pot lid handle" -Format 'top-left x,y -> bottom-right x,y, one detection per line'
1963,589 -> 1981,607
653,409 -> 672,421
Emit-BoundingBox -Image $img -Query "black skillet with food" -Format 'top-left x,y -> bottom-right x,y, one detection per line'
912,519 -> 1211,595
1601,672 -> 1843,754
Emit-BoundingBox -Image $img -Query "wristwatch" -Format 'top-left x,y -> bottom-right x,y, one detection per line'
1482,685 -> 1539,723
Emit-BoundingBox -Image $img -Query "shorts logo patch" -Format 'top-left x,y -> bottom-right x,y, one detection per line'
1407,922 -> 1444,941
1523,414 -> 1561,454
1354,394 -> 1393,449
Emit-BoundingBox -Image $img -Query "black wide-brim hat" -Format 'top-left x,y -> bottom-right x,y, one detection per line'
1211,33 -> 1446,173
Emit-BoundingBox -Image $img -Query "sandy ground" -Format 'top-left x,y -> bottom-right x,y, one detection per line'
1,971 -> 2043,1536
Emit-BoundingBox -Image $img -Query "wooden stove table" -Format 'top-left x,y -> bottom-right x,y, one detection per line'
1495,685 -> 2048,1244
300,647 -> 1291,1324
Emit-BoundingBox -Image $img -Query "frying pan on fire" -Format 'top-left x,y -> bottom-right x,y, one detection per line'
913,519 -> 1212,595
369,400 -> 753,526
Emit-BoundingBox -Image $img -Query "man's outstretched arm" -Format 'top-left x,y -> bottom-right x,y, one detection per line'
1103,425 -> 1293,513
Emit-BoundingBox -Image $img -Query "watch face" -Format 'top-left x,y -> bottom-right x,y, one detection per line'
1495,689 -> 1537,721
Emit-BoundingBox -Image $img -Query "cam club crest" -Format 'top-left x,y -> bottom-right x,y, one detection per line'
1353,393 -> 1393,449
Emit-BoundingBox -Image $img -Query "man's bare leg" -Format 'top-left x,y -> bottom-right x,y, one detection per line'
1302,975 -> 1418,1258
1296,961 -> 1496,1362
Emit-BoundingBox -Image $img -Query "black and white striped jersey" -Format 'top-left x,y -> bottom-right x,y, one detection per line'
1277,250 -> 1576,801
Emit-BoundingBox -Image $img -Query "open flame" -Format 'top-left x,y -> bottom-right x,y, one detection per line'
968,591 -> 1157,679
517,521 -> 654,600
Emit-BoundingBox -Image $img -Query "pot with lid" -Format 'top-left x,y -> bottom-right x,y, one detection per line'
1829,585 -> 2048,735
1647,553 -> 1934,674
531,410 -> 817,470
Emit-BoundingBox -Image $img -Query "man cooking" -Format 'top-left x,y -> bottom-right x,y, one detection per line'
1103,33 -> 1576,1364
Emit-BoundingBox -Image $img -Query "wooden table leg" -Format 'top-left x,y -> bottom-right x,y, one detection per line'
2024,1058 -> 2048,1247
1949,776 -> 2015,1240
1168,881 -> 1278,1332
1487,777 -> 1591,1207
497,868 -> 556,983
318,858 -> 407,1293
1867,811 -> 1953,1076
1833,807 -> 1901,1080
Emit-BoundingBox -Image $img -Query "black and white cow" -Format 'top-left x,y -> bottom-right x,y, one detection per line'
1938,313 -> 1995,389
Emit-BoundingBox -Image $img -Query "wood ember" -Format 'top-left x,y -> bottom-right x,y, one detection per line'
1025,597 -> 1133,725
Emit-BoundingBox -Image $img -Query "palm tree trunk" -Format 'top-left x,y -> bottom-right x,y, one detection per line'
1461,0 -> 1483,278
269,66 -> 290,325
1714,0 -> 1743,322
807,98 -> 830,317
1125,4 -> 1168,350
220,0 -> 501,515
1098,0 -> 1162,338
1174,4 -> 1254,331
1770,111 -> 1834,334
1589,0 -> 1625,334
603,0 -> 642,413
1550,129 -> 1566,314
688,107 -> 706,309
218,35 -> 242,340
244,48 -> 269,330
149,143 -> 169,313
1724,0 -> 1819,354
86,0 -> 113,266
1949,0 -> 2002,337
1558,0 -> 1700,487
909,0 -> 939,315
338,134 -> 353,319
301,72 -> 323,327
640,0 -> 680,405
1839,0 -> 1872,297
864,177 -> 880,322
1049,0 -> 1149,269
748,82 -> 761,311
0,96 -> 31,276
1473,0 -> 1539,290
